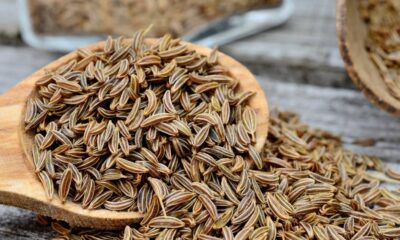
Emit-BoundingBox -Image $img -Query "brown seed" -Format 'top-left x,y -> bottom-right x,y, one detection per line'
198,194 -> 218,221
143,90 -> 158,116
248,145 -> 263,169
222,226 -> 234,240
193,124 -> 211,148
141,113 -> 176,128
155,122 -> 179,136
38,171 -> 54,200
58,168 -> 73,203
89,191 -> 113,210
148,216 -> 185,229
173,120 -> 192,137
82,179 -> 95,208
163,90 -> 177,114
326,225 -> 346,240
116,157 -> 149,174
123,225 -> 132,240
51,222 -> 71,236
141,195 -> 161,225
140,147 -> 159,165
221,100 -> 231,124
55,78 -> 82,92
52,130 -> 73,146
159,45 -> 187,59
213,207 -> 235,229
234,226 -> 254,240
165,191 -> 196,207
266,193 -> 291,220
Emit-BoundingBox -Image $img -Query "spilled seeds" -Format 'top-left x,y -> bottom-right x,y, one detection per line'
39,110 -> 400,239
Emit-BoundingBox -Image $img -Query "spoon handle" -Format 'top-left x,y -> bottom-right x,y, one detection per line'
0,85 -> 35,204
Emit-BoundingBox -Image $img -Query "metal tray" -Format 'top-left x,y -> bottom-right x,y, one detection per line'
18,0 -> 293,52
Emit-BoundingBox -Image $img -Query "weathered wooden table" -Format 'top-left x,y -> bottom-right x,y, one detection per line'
1,0 -> 400,239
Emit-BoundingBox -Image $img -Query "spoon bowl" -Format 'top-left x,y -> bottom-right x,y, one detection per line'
336,0 -> 400,115
0,39 -> 269,229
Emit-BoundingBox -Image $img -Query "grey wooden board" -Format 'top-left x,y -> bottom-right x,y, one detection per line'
0,46 -> 59,92
261,78 -> 400,162
220,0 -> 349,87
0,206 -> 54,240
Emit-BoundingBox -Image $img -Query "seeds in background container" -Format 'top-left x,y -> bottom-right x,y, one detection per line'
359,0 -> 400,99
28,0 -> 281,37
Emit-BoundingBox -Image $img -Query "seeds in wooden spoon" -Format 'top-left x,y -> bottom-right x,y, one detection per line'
58,168 -> 72,203
25,30 -> 258,215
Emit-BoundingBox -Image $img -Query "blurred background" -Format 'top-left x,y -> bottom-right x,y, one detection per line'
1,0 -> 346,93
1,0 -> 400,238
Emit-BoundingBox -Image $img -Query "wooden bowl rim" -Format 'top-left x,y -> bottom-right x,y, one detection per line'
336,0 -> 400,115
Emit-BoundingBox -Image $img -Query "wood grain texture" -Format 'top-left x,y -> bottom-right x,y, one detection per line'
0,206 -> 54,240
0,46 -> 59,93
261,78 -> 400,162
221,0 -> 350,88
0,38 -> 268,230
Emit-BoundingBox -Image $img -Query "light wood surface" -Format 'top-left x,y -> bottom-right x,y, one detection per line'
0,38 -> 268,230
336,0 -> 400,115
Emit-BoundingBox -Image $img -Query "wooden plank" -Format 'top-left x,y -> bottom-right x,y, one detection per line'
0,206 -> 54,240
1,78 -> 400,239
223,0 -> 340,68
259,77 -> 400,161
0,46 -> 58,93
221,0 -> 350,87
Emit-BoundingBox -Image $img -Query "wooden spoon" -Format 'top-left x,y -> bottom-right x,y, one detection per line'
336,0 -> 400,115
0,39 -> 269,229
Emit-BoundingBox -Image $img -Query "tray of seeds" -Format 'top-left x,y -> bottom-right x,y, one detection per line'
17,0 -> 284,51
